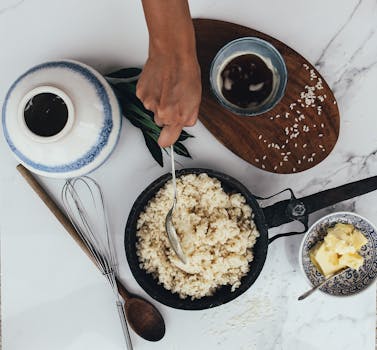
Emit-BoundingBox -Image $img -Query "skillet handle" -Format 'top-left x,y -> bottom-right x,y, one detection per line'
258,189 -> 309,244
261,175 -> 377,243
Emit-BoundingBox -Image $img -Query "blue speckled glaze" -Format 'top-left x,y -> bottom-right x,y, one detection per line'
301,212 -> 377,296
2,61 -> 115,173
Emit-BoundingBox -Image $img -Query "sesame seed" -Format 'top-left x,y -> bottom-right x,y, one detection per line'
298,159 -> 301,164
258,135 -> 263,140
255,158 -> 260,162
283,156 -> 288,161
303,144 -> 307,148
262,164 -> 266,169
293,168 -> 296,172
262,155 -> 267,160
319,134 -> 323,137
280,162 -> 283,166
268,144 -> 271,148
282,144 -> 286,149
321,123 -> 325,128
303,155 -> 306,160
294,143 -> 298,148
319,145 -> 323,148
274,165 -> 278,170
333,100 -> 337,104
312,153 -> 316,157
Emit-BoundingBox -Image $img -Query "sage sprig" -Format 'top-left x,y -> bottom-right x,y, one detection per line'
106,68 -> 194,166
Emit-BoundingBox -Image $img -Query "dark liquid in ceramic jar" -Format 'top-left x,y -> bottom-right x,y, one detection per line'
220,54 -> 273,108
24,93 -> 68,137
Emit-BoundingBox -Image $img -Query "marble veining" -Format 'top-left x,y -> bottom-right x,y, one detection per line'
0,0 -> 25,16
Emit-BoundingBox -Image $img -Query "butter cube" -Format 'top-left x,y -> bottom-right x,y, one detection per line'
309,223 -> 367,277
350,229 -> 368,250
339,253 -> 364,270
311,243 -> 346,277
324,232 -> 356,255
327,223 -> 354,237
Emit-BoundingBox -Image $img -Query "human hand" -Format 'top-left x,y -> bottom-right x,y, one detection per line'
136,51 -> 201,148
138,0 -> 201,148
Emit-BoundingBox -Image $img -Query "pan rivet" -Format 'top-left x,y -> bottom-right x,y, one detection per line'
291,202 -> 306,217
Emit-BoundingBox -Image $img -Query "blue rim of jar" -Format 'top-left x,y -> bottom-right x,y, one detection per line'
1,60 -> 121,174
209,37 -> 288,117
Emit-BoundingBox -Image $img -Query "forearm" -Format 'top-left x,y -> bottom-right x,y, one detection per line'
141,0 -> 196,56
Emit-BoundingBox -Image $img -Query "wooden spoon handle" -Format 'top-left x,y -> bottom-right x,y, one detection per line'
16,164 -> 131,301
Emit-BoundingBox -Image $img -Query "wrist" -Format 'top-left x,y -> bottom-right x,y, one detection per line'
148,22 -> 196,57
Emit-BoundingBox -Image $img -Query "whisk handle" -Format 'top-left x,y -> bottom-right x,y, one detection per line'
116,278 -> 131,301
16,164 -> 99,267
116,301 -> 133,350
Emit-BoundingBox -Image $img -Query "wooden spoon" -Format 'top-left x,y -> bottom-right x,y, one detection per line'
16,164 -> 166,342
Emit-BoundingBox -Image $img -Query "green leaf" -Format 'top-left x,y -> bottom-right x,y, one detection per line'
142,132 -> 163,167
107,68 -> 194,166
106,68 -> 142,79
173,142 -> 192,158
178,129 -> 194,141
126,110 -> 161,135
113,81 -> 137,95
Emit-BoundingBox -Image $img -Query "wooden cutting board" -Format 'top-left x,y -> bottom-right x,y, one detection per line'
193,19 -> 340,174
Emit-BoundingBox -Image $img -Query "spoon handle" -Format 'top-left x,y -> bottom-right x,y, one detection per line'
298,268 -> 349,301
116,301 -> 133,350
171,145 -> 177,206
298,278 -> 330,300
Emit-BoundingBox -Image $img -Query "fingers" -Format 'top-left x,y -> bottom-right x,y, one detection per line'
158,124 -> 183,148
136,59 -> 201,148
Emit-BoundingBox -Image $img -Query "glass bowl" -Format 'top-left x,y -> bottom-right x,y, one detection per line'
210,37 -> 287,116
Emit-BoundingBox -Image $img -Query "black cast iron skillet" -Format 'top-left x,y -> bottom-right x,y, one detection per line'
125,168 -> 377,310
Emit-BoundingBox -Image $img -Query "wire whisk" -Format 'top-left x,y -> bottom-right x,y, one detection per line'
61,176 -> 133,350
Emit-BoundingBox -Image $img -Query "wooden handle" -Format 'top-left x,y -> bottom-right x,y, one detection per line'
16,164 -> 130,301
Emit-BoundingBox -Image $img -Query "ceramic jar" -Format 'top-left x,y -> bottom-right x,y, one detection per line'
2,60 -> 122,178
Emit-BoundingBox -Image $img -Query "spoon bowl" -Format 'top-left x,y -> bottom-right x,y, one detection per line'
116,280 -> 165,341
125,297 -> 166,341
165,145 -> 187,263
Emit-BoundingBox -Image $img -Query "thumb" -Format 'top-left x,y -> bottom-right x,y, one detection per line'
158,124 -> 182,148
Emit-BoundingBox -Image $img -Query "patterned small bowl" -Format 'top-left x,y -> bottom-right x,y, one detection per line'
299,212 -> 377,297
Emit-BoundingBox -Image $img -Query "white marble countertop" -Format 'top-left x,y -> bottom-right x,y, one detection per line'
1,0 -> 376,349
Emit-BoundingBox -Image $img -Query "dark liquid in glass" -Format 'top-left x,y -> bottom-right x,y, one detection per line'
220,54 -> 273,108
24,92 -> 68,137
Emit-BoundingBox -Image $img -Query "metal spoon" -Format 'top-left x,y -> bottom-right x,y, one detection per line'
298,267 -> 351,301
165,145 -> 187,264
